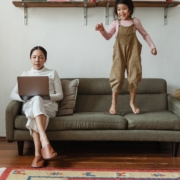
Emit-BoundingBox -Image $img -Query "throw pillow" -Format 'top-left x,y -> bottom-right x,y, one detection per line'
57,79 -> 79,116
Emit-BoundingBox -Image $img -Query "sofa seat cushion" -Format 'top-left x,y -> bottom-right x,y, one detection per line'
14,112 -> 127,131
125,111 -> 180,130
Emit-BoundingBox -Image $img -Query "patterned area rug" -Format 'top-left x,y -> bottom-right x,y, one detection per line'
1,168 -> 180,180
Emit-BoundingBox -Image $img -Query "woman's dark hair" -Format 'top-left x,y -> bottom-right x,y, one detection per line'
30,46 -> 47,59
114,0 -> 134,18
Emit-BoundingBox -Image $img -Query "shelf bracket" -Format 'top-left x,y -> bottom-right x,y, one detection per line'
22,3 -> 28,25
105,3 -> 110,25
164,3 -> 173,25
84,3 -> 87,26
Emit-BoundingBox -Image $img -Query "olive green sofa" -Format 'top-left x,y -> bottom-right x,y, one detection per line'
5,78 -> 180,156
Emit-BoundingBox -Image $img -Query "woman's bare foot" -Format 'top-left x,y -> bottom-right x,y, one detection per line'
109,101 -> 117,114
130,102 -> 140,114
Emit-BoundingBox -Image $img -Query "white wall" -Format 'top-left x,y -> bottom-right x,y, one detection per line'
0,0 -> 180,136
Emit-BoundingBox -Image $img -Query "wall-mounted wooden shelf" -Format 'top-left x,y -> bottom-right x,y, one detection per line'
134,1 -> 180,7
13,1 -> 96,7
13,1 -> 180,7
12,1 -> 180,25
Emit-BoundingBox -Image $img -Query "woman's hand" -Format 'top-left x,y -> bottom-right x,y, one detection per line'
95,23 -> 105,32
151,48 -> 157,55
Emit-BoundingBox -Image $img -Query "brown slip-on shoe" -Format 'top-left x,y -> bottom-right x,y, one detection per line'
31,155 -> 44,168
41,144 -> 57,160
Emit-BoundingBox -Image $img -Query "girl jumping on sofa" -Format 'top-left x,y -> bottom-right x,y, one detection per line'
95,0 -> 157,114
10,46 -> 63,168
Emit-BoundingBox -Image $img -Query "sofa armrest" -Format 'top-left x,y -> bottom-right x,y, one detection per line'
5,100 -> 22,142
168,95 -> 180,117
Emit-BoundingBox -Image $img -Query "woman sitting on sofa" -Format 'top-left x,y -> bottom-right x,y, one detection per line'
10,46 -> 63,168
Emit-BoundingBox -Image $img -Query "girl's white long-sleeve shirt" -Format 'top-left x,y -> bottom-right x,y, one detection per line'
100,17 -> 156,49
10,67 -> 63,111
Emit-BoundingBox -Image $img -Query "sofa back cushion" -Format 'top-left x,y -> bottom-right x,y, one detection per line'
74,78 -> 167,113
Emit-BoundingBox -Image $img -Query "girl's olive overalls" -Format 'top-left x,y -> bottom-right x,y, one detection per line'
109,19 -> 142,92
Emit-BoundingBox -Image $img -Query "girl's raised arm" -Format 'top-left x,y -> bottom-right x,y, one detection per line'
95,21 -> 117,40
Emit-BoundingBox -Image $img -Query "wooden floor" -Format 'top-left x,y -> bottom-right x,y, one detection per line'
1,137 -> 180,169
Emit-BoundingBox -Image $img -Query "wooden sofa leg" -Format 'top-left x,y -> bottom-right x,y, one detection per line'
172,142 -> 179,157
17,141 -> 24,156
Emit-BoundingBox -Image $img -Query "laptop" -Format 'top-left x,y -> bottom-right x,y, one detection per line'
17,76 -> 50,100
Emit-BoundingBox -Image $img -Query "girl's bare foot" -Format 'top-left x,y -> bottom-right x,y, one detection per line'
130,102 -> 140,114
109,101 -> 117,114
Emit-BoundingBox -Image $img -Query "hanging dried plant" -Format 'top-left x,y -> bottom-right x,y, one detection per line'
174,89 -> 180,100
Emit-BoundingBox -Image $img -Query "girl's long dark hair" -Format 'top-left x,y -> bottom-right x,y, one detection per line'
30,46 -> 47,59
114,0 -> 134,18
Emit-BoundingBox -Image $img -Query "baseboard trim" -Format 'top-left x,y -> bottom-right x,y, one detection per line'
0,137 -> 6,141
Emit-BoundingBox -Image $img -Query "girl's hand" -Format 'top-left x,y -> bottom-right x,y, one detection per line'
151,48 -> 157,55
95,23 -> 104,32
